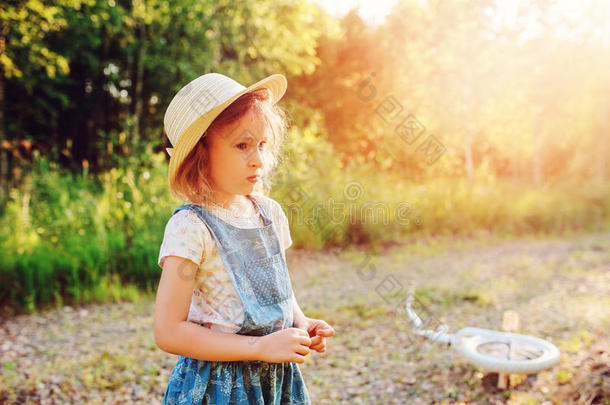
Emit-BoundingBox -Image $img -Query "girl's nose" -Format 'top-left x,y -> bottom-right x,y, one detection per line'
249,148 -> 264,168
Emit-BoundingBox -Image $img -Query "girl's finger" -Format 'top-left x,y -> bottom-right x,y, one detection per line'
295,328 -> 309,337
310,337 -> 326,351
298,335 -> 312,346
316,327 -> 335,337
310,342 -> 326,352
315,321 -> 334,332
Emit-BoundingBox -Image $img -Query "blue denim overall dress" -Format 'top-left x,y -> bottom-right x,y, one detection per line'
161,195 -> 311,405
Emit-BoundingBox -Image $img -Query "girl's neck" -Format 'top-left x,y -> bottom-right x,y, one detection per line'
201,194 -> 257,218
206,194 -> 248,210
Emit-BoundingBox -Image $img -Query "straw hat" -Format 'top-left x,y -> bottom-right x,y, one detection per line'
163,72 -> 287,192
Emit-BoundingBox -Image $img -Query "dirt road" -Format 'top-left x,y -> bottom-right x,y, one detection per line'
1,232 -> 608,404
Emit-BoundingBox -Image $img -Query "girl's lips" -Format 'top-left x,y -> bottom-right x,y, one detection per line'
247,175 -> 260,183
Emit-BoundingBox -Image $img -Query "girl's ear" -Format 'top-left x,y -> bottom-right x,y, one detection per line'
199,132 -> 209,147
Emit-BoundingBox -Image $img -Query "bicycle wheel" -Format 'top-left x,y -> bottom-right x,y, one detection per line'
451,327 -> 560,374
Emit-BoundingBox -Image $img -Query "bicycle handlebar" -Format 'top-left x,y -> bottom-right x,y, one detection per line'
405,281 -> 453,345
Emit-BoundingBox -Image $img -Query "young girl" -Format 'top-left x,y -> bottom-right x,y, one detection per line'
154,72 -> 335,404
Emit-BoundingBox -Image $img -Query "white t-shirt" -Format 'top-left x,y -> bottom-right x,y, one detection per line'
158,194 -> 293,333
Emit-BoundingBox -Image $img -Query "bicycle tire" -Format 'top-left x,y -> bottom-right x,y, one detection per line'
451,327 -> 560,373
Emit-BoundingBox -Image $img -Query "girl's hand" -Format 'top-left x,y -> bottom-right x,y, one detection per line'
294,318 -> 335,353
254,328 -> 311,364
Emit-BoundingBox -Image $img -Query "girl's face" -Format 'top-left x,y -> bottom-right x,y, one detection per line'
206,108 -> 271,208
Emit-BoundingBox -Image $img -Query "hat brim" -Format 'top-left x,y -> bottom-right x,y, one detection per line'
167,74 -> 287,194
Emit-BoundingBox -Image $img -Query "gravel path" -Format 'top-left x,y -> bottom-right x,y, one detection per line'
1,232 -> 608,404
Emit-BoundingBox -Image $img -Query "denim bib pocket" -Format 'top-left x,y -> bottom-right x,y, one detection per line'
245,253 -> 292,306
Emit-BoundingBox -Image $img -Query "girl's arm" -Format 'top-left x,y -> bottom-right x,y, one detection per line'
291,292 -> 308,328
291,291 -> 335,353
154,256 -> 262,361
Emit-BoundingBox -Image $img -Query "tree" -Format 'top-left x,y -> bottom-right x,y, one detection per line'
0,0 -> 77,203
1,0 -> 327,178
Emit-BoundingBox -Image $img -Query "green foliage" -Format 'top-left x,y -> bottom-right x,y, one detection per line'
0,149 -> 174,314
0,0 -> 75,79
2,0 -> 328,171
3,130 -> 608,313
270,116 -> 610,249
264,111 -> 610,252
2,0 -> 610,314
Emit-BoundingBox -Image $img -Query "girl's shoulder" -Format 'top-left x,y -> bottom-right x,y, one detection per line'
253,193 -> 279,208
252,194 -> 292,249
163,208 -> 212,245
252,194 -> 287,218
165,207 -> 205,228
159,207 -> 213,268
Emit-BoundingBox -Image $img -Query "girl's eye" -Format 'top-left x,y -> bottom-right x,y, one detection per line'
236,141 -> 266,151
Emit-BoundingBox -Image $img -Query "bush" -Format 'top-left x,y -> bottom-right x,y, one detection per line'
1,122 -> 609,314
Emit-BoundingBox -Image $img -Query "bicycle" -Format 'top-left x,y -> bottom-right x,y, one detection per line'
405,281 -> 560,374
